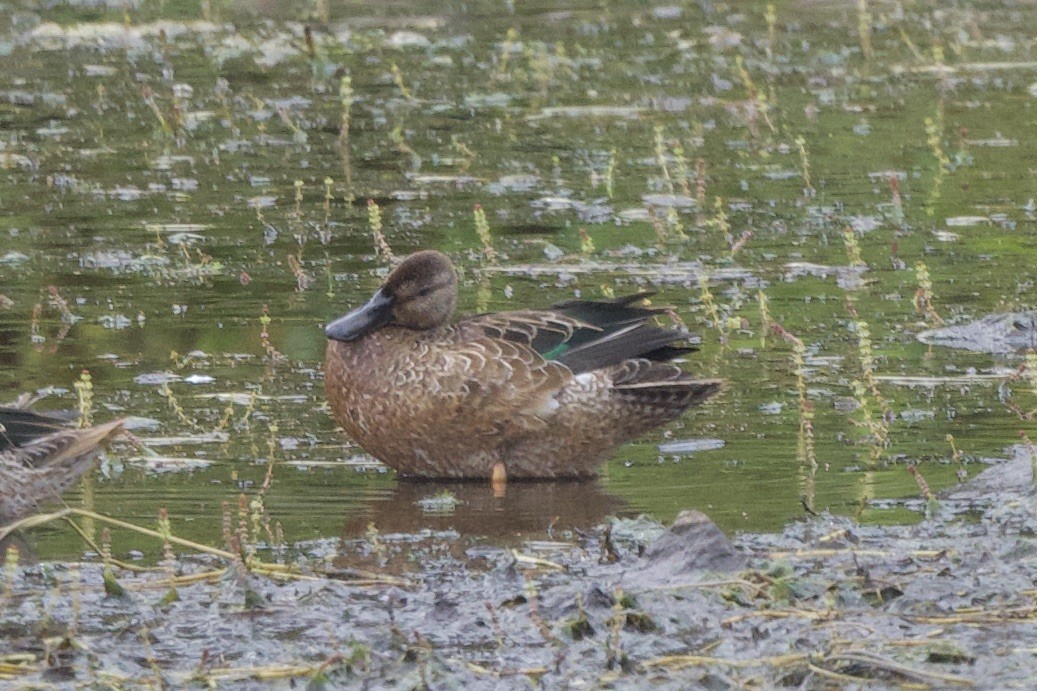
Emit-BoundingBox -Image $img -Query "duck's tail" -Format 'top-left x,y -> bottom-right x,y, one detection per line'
0,406 -> 69,451
610,359 -> 723,416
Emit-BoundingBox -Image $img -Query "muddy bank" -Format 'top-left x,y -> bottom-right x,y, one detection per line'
2,449 -> 1036,688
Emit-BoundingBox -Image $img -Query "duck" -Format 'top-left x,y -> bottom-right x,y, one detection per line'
0,405 -> 124,524
324,250 -> 721,480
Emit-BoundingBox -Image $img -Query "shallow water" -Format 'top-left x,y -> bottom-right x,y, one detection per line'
1,0 -> 1036,559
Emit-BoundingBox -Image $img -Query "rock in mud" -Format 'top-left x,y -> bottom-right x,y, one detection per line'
625,510 -> 746,587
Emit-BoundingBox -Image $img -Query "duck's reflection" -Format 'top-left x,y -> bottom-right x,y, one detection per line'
342,480 -> 625,539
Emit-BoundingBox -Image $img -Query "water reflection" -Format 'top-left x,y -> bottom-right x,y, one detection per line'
342,480 -> 625,538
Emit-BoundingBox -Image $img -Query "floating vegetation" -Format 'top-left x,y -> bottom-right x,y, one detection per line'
913,261 -> 944,326
472,203 -> 497,264
415,490 -> 463,515
367,199 -> 395,264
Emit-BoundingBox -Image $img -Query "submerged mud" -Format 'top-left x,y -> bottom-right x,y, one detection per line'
2,448 -> 1036,688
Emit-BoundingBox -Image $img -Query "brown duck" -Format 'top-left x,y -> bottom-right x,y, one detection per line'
324,250 -> 721,480
0,405 -> 124,524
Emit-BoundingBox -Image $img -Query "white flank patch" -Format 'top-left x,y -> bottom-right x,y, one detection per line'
574,372 -> 596,387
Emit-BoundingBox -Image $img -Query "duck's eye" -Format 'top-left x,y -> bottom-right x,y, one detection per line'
417,287 -> 433,297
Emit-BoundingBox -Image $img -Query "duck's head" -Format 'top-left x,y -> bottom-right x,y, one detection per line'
325,250 -> 458,342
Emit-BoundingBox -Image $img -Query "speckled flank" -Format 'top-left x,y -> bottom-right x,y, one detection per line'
0,418 -> 124,524
325,323 -> 720,479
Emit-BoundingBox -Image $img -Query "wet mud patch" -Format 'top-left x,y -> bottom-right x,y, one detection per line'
3,447 -> 1036,688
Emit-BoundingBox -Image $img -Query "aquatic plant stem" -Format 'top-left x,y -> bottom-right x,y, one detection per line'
0,507 -> 235,558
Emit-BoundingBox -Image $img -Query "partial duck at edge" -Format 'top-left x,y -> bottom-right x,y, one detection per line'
0,405 -> 124,524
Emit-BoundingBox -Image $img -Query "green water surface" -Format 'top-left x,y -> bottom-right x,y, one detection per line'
1,0 -> 1035,559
